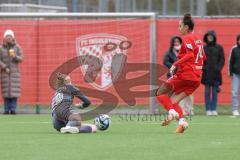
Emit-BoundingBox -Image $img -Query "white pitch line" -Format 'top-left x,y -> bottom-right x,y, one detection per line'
0,121 -> 51,124
0,121 -> 240,126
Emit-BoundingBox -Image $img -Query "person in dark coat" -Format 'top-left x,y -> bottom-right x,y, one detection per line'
0,29 -> 24,114
229,34 -> 240,116
202,30 -> 225,116
163,36 -> 182,78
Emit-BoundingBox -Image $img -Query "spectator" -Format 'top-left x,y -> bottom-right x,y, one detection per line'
163,36 -> 194,115
229,34 -> 240,116
0,29 -> 24,114
163,36 -> 181,78
202,30 -> 225,116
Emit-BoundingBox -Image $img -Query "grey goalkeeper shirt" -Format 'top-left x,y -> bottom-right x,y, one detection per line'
51,84 -> 91,112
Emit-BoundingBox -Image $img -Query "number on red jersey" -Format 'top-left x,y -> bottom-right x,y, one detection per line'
194,40 -> 205,69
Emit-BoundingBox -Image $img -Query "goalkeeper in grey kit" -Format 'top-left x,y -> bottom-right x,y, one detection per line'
51,72 -> 97,134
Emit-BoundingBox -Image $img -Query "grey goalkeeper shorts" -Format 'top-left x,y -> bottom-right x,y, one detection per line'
52,116 -> 67,132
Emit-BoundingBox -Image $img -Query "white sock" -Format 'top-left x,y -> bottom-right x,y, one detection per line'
178,118 -> 186,125
169,109 -> 179,118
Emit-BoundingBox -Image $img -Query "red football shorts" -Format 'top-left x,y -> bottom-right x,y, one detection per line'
166,75 -> 200,96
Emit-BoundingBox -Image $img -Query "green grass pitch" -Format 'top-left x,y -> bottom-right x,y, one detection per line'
0,114 -> 239,160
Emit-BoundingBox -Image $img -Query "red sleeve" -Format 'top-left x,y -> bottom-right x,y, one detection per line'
173,38 -> 194,66
173,50 -> 194,66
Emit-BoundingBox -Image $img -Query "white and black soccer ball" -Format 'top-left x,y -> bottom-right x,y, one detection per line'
94,114 -> 111,131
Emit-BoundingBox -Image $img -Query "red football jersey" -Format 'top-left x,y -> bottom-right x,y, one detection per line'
174,33 -> 206,81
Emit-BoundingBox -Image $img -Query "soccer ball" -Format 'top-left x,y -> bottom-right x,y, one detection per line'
94,114 -> 111,131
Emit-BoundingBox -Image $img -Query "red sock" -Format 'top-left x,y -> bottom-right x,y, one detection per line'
156,95 -> 173,111
173,103 -> 183,118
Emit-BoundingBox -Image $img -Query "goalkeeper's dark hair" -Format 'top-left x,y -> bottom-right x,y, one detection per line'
182,13 -> 194,31
56,72 -> 68,89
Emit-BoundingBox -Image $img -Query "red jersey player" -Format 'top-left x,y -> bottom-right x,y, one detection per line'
156,13 -> 206,133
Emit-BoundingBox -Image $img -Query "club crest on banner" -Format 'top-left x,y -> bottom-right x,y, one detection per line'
76,33 -> 129,90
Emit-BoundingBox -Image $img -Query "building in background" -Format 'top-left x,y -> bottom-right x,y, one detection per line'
0,0 -> 239,16
0,0 -> 67,12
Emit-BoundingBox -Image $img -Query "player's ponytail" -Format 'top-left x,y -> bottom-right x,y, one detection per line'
182,13 -> 194,31
56,72 -> 68,89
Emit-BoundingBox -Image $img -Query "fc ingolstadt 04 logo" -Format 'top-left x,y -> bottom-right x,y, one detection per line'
76,33 -> 131,90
